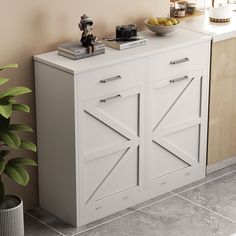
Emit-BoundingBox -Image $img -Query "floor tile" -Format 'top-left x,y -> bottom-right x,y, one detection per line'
76,196 -> 236,236
172,164 -> 236,194
27,208 -> 75,235
28,207 -> 133,235
128,192 -> 173,210
180,171 -> 236,222
27,192 -> 173,235
26,166 -> 236,235
76,208 -> 133,235
24,214 -> 62,236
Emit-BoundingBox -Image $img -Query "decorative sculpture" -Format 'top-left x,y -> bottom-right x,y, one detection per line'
58,14 -> 105,60
79,14 -> 97,54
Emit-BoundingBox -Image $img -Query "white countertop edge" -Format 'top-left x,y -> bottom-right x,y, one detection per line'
180,12 -> 236,42
213,30 -> 236,42
34,34 -> 211,75
181,25 -> 236,42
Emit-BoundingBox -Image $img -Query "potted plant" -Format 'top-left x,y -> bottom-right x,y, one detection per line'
0,64 -> 37,236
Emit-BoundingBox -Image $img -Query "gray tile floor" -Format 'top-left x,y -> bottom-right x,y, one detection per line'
25,164 -> 236,236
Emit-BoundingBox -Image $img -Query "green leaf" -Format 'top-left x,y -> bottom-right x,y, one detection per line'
0,131 -> 21,149
0,100 -> 12,119
12,104 -> 30,113
9,124 -> 33,132
0,159 -> 6,174
4,165 -> 29,186
0,64 -> 18,71
0,117 -> 10,132
0,180 -> 5,204
0,87 -> 31,99
0,77 -> 9,86
3,96 -> 17,104
8,158 -> 37,167
20,140 -> 37,152
0,150 -> 10,159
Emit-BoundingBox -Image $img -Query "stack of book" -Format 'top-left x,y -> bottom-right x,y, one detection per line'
58,42 -> 105,60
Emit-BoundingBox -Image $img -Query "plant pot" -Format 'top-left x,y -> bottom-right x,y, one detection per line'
0,195 -> 24,236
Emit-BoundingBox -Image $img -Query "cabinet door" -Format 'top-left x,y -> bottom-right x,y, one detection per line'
78,87 -> 145,224
148,71 -> 206,195
208,39 -> 236,165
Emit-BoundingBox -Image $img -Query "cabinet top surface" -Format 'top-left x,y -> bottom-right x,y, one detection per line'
34,28 -> 211,74
181,11 -> 236,42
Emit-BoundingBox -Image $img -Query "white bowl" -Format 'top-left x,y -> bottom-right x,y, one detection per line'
144,19 -> 181,35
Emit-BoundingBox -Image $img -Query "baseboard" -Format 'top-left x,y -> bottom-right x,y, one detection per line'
207,156 -> 236,174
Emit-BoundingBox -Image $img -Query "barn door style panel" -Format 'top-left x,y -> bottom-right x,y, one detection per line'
79,87 -> 145,224
149,71 -> 204,192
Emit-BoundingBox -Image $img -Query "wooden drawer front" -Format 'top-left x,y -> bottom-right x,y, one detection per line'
78,58 -> 145,100
149,42 -> 209,82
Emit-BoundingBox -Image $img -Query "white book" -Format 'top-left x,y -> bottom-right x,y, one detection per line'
102,38 -> 148,50
58,49 -> 105,60
58,42 -> 105,55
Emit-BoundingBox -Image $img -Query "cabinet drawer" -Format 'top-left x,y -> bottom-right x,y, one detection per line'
77,58 -> 145,100
150,166 -> 204,197
149,42 -> 209,82
82,187 -> 143,225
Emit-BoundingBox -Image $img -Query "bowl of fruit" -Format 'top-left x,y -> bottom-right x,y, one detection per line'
144,17 -> 180,35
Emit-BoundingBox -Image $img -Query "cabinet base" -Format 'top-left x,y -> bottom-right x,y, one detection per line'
80,165 -> 205,227
207,155 -> 236,174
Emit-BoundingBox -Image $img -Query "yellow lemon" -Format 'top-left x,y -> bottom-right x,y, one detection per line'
158,17 -> 168,24
147,18 -> 158,25
171,18 -> 179,25
164,20 -> 173,26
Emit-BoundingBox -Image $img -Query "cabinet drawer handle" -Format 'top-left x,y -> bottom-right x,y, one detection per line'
123,196 -> 129,200
185,172 -> 191,176
100,75 -> 122,84
170,76 -> 189,83
100,94 -> 122,103
95,206 -> 102,210
170,58 -> 189,65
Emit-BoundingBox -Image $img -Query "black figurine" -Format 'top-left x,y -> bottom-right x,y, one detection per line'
79,14 -> 97,54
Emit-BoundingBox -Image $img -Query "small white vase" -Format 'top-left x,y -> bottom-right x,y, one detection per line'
0,195 -> 24,236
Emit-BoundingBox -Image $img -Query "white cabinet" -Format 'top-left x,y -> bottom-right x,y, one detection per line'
34,29 -> 211,227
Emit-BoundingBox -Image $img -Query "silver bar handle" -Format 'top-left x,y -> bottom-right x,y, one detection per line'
100,94 -> 122,103
170,76 -> 189,83
170,58 -> 189,65
100,75 -> 122,84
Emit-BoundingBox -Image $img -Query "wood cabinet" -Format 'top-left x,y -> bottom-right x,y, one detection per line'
208,38 -> 236,166
34,29 -> 211,227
